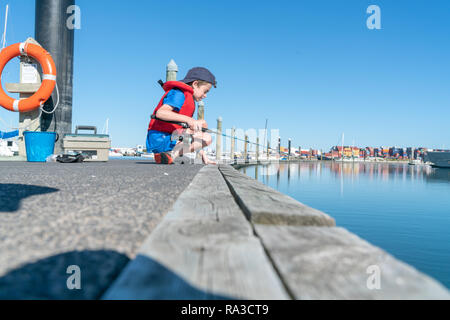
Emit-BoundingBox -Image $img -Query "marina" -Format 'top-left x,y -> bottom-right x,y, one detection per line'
0,0 -> 449,304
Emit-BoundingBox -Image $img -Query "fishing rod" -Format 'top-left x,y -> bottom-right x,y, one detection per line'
151,115 -> 267,148
155,80 -> 267,148
151,114 -> 209,132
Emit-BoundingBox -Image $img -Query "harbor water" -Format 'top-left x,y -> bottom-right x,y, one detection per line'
240,161 -> 450,289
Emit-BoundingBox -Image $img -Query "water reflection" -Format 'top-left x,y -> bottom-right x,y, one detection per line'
250,161 -> 448,185
426,168 -> 450,183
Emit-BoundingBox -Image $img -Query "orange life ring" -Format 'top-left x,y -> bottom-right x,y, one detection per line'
0,42 -> 57,113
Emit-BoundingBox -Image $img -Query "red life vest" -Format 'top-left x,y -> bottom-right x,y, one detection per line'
148,81 -> 195,134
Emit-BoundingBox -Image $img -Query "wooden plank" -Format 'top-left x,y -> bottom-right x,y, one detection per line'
219,165 -> 335,227
163,165 -> 250,222
254,225 -> 450,300
103,166 -> 289,300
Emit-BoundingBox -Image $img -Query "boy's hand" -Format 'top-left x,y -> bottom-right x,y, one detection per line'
188,119 -> 207,132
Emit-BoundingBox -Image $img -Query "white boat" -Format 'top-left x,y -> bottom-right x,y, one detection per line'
408,159 -> 423,165
425,151 -> 450,168
0,144 -> 13,156
109,149 -> 123,157
335,157 -> 362,162
0,139 -> 18,157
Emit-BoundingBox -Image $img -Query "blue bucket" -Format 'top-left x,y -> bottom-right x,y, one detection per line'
24,131 -> 59,162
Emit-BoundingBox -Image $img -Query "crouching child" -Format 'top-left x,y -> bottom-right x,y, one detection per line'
146,67 -> 217,165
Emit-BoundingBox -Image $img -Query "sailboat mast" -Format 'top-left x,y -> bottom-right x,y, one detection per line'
263,118 -> 268,159
2,4 -> 9,49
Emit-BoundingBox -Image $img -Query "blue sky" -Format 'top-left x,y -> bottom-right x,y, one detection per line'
0,0 -> 449,151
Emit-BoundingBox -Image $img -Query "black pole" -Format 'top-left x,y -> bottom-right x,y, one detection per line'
278,137 -> 281,156
288,139 -> 291,157
35,0 -> 75,153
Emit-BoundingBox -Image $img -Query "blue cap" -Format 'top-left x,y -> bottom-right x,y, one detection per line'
181,67 -> 217,88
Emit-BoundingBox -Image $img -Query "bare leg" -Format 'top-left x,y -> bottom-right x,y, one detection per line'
170,129 -> 215,165
199,150 -> 217,165
171,141 -> 185,159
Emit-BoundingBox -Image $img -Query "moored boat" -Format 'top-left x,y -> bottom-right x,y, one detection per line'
425,151 -> 450,168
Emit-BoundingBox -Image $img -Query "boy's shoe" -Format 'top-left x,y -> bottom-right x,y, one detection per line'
154,152 -> 174,165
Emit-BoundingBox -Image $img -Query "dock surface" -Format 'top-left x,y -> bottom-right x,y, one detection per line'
0,159 -> 202,299
0,160 -> 449,299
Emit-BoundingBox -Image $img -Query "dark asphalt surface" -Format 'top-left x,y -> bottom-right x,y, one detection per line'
0,159 -> 203,299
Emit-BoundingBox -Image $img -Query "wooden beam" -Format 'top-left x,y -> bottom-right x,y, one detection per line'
103,166 -> 289,300
255,225 -> 450,299
219,165 -> 335,227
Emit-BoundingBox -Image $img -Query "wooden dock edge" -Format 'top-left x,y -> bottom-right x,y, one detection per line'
219,165 -> 336,227
102,165 -> 290,300
219,165 -> 450,299
103,165 -> 449,300
255,225 -> 450,299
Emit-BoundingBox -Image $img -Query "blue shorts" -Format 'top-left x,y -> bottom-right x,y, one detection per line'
146,130 -> 178,154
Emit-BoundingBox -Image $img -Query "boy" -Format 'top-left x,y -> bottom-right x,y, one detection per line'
147,67 -> 217,165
